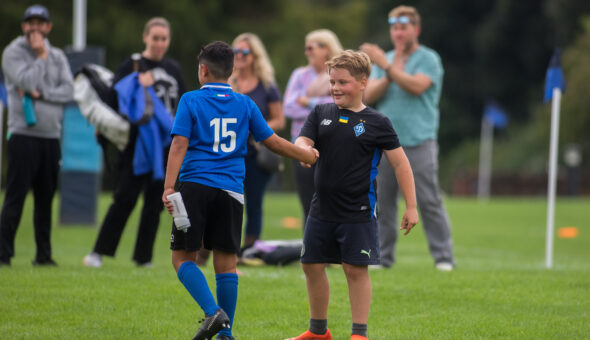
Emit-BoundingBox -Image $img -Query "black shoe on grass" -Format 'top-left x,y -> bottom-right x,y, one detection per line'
32,258 -> 57,266
216,335 -> 234,340
192,308 -> 230,340
0,259 -> 10,267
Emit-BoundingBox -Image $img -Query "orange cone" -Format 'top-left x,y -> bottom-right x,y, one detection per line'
558,227 -> 579,238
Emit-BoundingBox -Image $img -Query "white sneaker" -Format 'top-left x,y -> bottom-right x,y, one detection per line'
137,262 -> 152,268
368,264 -> 386,270
83,253 -> 102,268
435,262 -> 454,271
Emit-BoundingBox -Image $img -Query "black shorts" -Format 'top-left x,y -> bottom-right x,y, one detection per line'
170,181 -> 243,253
301,215 -> 380,265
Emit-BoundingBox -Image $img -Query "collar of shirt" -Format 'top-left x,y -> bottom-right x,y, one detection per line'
201,83 -> 231,90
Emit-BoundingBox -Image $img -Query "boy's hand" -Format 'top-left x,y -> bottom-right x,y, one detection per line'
162,188 -> 176,215
299,145 -> 319,168
400,207 -> 418,235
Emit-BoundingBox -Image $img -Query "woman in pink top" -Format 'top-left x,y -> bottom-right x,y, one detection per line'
283,29 -> 342,228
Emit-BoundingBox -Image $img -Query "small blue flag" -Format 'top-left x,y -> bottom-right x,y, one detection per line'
483,101 -> 508,129
544,48 -> 566,103
0,70 -> 7,107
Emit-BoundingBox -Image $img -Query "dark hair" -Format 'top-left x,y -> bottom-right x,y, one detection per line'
198,41 -> 234,80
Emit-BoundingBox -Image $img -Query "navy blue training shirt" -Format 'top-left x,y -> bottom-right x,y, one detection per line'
300,103 -> 400,223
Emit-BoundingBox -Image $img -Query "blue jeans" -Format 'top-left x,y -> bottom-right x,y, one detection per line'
243,151 -> 273,243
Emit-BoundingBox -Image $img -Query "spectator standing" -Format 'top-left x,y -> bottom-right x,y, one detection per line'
83,17 -> 186,268
283,29 -> 342,228
361,5 -> 455,270
0,5 -> 74,267
231,33 -> 285,250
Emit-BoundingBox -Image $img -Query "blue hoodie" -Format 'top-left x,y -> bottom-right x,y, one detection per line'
114,72 -> 173,180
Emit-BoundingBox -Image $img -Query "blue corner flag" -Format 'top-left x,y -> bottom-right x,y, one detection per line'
544,48 -> 566,103
484,101 -> 508,129
0,70 -> 7,107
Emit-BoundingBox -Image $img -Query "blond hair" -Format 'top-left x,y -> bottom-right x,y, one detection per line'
305,29 -> 343,60
232,33 -> 276,88
326,50 -> 372,80
143,17 -> 170,36
389,5 -> 421,26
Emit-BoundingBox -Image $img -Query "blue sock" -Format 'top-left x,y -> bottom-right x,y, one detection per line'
216,272 -> 238,337
177,261 -> 219,316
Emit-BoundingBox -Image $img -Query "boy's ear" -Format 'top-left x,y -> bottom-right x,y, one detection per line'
199,64 -> 210,79
360,76 -> 367,90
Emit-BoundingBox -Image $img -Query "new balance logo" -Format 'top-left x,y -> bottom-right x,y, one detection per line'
320,119 -> 332,126
360,249 -> 371,258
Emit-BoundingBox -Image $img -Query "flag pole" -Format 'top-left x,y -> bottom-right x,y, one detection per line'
477,116 -> 493,200
73,0 -> 87,51
545,87 -> 561,269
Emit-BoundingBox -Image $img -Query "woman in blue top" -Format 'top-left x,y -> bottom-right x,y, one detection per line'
230,33 -> 285,252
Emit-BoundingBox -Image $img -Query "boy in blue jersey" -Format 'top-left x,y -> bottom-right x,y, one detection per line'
162,41 -> 318,340
286,50 -> 418,340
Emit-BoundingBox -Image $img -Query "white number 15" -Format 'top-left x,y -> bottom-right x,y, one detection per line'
210,118 -> 237,152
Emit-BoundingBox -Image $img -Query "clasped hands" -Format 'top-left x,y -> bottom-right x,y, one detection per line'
299,144 -> 319,168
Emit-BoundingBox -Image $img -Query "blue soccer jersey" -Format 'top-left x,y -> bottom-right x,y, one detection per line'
171,83 -> 274,194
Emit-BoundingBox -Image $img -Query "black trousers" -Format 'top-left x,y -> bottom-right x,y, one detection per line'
92,155 -> 164,264
0,135 -> 60,263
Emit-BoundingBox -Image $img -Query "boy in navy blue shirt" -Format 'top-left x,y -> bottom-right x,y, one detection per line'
286,50 -> 418,340
162,41 -> 318,340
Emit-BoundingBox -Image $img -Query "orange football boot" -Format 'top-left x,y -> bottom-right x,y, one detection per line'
285,328 -> 332,340
350,335 -> 369,340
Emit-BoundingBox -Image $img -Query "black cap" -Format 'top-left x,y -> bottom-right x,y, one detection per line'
23,5 -> 51,22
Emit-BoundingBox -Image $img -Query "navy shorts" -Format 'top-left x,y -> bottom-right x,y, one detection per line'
301,215 -> 380,265
170,182 -> 243,253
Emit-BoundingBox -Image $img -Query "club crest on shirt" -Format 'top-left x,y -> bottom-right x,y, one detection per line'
354,122 -> 365,137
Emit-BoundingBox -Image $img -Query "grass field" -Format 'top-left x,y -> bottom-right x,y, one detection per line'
1,193 -> 589,339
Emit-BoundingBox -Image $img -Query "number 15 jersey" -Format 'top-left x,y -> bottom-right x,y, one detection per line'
171,83 -> 273,194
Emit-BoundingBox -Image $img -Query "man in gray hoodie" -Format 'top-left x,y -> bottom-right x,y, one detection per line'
0,5 -> 73,266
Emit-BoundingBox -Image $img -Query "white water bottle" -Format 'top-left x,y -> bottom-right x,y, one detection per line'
166,192 -> 191,232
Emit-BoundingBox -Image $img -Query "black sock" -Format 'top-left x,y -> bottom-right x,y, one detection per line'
310,318 -> 327,335
352,323 -> 367,337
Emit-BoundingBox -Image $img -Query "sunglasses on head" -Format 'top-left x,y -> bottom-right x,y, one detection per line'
233,48 -> 251,56
305,42 -> 325,52
388,16 -> 412,25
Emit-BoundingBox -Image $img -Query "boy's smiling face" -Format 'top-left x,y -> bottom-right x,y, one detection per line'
329,67 -> 366,110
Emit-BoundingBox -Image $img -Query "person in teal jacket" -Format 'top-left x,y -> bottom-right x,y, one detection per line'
361,5 -> 455,271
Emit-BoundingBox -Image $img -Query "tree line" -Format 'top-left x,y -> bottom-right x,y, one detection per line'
2,0 -> 589,191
